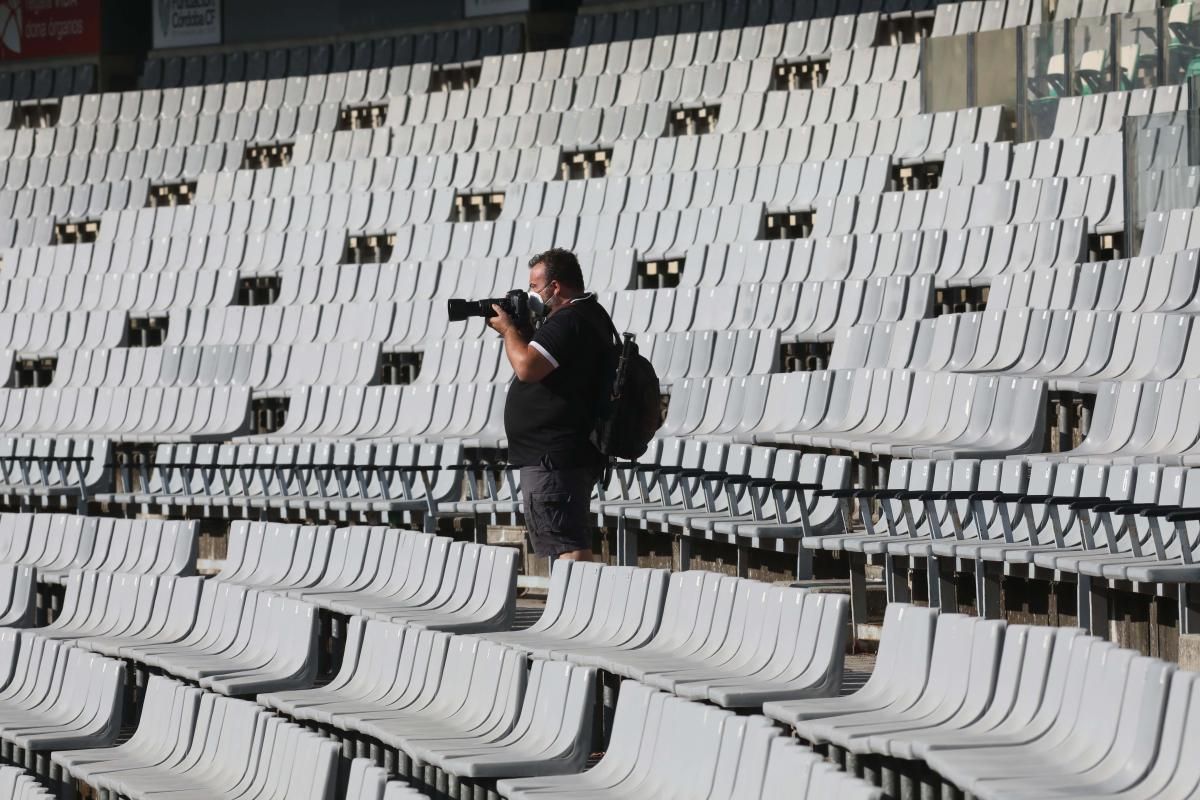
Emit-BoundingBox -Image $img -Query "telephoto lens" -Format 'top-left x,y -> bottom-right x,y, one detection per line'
446,298 -> 498,321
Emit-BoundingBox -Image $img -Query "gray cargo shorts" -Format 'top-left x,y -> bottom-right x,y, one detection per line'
521,462 -> 602,557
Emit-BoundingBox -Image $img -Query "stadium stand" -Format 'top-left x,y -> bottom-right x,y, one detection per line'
1,0 -> 1200,797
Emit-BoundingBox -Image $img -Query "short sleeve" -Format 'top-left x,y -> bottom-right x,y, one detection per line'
530,312 -> 574,369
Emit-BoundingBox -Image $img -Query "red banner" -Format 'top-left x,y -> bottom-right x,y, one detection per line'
0,0 -> 101,61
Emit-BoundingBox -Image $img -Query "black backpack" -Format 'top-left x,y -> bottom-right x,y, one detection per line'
591,319 -> 663,461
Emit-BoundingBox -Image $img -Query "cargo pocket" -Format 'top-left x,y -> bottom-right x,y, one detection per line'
529,491 -> 571,537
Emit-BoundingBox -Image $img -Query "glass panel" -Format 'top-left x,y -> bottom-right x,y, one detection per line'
1072,15 -> 1115,95
1116,9 -> 1161,90
922,33 -> 971,113
1166,2 -> 1200,84
1024,20 -> 1071,138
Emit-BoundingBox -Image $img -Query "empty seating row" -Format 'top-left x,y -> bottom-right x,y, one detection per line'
223,522 -> 513,628
0,309 -> 125,352
1139,165 -> 1200,216
192,147 -> 562,204
766,606 -> 1200,799
0,765 -> 52,799
823,43 -> 921,86
0,142 -> 242,198
657,369 -> 1046,458
2,234 -> 341,279
413,339 -> 520,385
798,458 -> 1200,619
101,189 -> 453,240
500,680 -> 881,799
614,145 -> 894,194
590,442 -> 851,566
141,23 -> 524,88
511,160 -> 891,221
109,157 -> 891,242
941,134 -> 1123,186
602,277 -> 932,344
571,3 -> 884,49
53,342 -> 381,393
106,204 -> 764,265
394,71 -> 918,125
104,441 -> 463,527
251,383 -> 505,445
67,69 -> 404,125
1057,379 -> 1200,462
69,213 -> 1075,299
0,632 -> 124,757
164,303 -> 432,347
0,439 -> 111,508
504,161 -> 890,223
12,106 -> 339,158
55,676 -> 340,799
643,328 -> 781,382
838,309 -> 1200,389
0,514 -> 196,584
32,230 -> 349,277
690,218 -> 1085,288
985,252 -> 1200,311
0,565 -> 34,627
264,628 -> 594,790
0,63 -> 94,103
0,177 -> 146,223
158,277 -> 928,350
270,257 -> 624,309
294,104 -> 997,163
0,269 -> 237,315
216,523 -> 517,633
1140,207 -> 1200,256
812,175 -> 1119,238
286,98 -> 961,176
41,575 -> 316,697
1050,84 -> 1187,141
0,386 -> 250,441
484,562 -> 847,708
931,0 -> 1041,35
346,760 -> 429,800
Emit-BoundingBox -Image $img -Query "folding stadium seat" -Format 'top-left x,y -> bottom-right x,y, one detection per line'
0,765 -> 52,798
499,682 -> 881,800
5,516 -> 198,584
345,759 -> 430,799
924,641 -> 1171,799
0,634 -> 125,755
0,438 -> 111,509
307,635 -> 526,759
0,566 -> 34,627
59,679 -> 339,800
101,580 -> 318,696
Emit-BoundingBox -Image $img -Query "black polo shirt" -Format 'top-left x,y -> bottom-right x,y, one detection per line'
504,294 -> 612,469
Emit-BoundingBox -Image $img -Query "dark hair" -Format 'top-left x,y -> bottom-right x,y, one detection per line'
529,248 -> 585,291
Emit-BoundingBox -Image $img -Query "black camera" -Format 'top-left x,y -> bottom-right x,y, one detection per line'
447,289 -> 529,323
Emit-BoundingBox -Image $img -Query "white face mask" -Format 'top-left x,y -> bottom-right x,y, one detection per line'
527,287 -> 553,319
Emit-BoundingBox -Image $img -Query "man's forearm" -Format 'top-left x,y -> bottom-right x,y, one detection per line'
501,327 -> 554,383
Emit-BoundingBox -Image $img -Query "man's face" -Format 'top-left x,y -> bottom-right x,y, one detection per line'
528,264 -> 558,313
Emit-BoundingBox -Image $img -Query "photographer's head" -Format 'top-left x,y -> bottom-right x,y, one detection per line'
528,248 -> 584,318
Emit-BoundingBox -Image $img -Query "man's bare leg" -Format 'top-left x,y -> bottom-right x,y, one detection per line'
557,549 -> 593,561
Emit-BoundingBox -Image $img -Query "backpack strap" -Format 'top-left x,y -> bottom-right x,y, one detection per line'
574,296 -> 622,347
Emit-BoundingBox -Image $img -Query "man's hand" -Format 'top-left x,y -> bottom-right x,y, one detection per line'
487,305 -> 515,336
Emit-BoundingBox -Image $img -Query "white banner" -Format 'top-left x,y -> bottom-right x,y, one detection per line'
153,0 -> 221,49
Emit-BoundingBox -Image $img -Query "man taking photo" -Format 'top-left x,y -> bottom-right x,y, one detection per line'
487,248 -> 612,563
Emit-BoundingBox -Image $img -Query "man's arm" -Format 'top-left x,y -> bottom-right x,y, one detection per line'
488,305 -> 555,383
